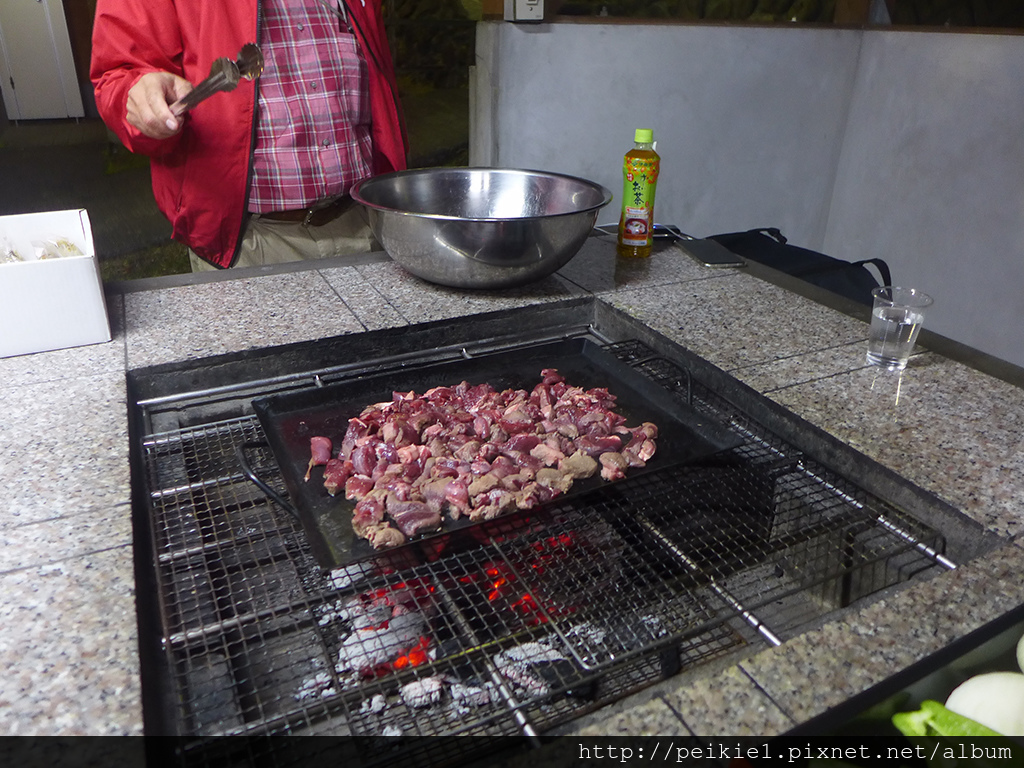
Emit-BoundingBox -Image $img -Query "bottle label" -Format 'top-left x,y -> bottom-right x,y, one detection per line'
621,206 -> 650,246
620,156 -> 659,247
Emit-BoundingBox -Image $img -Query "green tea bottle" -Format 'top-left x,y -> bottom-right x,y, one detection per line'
616,128 -> 660,258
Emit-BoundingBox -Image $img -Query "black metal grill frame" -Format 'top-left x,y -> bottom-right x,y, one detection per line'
132,330 -> 952,765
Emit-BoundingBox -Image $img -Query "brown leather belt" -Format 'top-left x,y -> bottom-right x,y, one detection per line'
258,195 -> 355,227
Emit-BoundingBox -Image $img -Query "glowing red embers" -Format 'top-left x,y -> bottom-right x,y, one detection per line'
481,563 -> 557,626
392,636 -> 431,670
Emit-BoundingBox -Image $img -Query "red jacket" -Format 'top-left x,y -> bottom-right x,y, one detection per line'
91,0 -> 407,268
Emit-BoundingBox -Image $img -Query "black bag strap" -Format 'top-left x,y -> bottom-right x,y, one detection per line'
851,257 -> 892,289
796,256 -> 891,283
715,228 -> 892,288
716,227 -> 788,245
708,228 -> 894,306
755,227 -> 787,245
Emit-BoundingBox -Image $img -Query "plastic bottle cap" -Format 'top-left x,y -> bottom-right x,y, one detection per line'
634,129 -> 654,143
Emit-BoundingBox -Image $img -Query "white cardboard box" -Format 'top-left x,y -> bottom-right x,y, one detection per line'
1,209 -> 111,358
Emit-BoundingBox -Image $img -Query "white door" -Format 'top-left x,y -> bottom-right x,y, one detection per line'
0,0 -> 84,120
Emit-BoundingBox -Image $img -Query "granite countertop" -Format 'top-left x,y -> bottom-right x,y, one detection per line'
1,234 -> 1021,737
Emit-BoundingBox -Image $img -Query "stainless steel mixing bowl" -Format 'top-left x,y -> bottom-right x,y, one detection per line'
351,167 -> 613,289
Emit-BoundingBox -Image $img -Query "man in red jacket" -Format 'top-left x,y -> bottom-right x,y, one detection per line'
91,0 -> 408,269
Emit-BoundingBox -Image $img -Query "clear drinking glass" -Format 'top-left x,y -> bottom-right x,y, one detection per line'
866,286 -> 934,370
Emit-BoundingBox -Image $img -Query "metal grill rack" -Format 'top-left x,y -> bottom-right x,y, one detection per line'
136,336 -> 952,765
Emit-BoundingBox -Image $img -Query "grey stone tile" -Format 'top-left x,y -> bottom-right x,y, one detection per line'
124,271 -> 365,368
318,265 -> 407,331
0,503 -> 132,574
570,696 -> 690,737
741,543 -> 1024,726
353,260 -> 585,325
0,374 -> 129,526
602,275 -> 868,371
730,340 -> 874,392
663,665 -> 795,737
0,546 -> 142,735
557,235 -> 721,293
767,354 -> 1024,537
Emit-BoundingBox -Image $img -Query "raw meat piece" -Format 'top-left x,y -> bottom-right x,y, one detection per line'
621,421 -> 658,467
574,434 -> 624,457
540,368 -> 564,385
505,434 -> 541,453
305,436 -> 333,481
386,498 -> 442,537
367,525 -> 406,549
443,478 -> 470,519
416,476 -> 451,515
535,467 -> 574,494
350,442 -> 378,476
529,441 -> 564,467
558,450 -> 598,479
599,452 -> 629,482
468,488 -> 516,521
323,458 -> 353,496
345,473 -> 374,501
323,368 -> 658,549
467,473 -> 500,498
352,492 -> 387,537
514,481 -> 557,510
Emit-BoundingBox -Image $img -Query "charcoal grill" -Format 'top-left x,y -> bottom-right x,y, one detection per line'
127,298 -> 995,767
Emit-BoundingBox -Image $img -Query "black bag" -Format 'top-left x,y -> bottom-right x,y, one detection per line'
708,228 -> 892,307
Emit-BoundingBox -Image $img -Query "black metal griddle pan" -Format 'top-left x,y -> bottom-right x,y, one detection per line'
251,338 -> 743,569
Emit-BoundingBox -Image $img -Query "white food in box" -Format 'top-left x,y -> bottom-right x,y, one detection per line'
0,209 -> 111,358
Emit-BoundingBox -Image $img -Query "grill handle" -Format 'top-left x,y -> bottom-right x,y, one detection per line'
236,441 -> 302,521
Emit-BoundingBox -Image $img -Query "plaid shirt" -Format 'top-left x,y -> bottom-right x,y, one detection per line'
248,0 -> 373,213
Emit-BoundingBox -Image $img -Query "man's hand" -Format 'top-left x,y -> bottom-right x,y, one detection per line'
126,72 -> 193,139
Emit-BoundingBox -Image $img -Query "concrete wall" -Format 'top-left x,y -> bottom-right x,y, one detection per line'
823,30 -> 1024,364
471,21 -> 1024,369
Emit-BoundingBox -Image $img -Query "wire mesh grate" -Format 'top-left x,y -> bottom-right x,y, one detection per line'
137,337 -> 950,762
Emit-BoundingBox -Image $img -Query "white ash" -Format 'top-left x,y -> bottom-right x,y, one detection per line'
399,676 -> 445,708
495,662 -> 550,697
294,671 -> 335,701
327,562 -> 375,591
640,614 -> 667,637
316,599 -> 347,627
565,622 -> 606,646
336,611 -> 426,673
493,641 -> 569,698
494,641 -> 567,666
448,681 -> 493,708
359,693 -> 387,714
337,598 -> 393,630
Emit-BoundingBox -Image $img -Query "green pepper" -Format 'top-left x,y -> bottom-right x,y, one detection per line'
892,700 -> 1024,768
892,699 -> 1002,738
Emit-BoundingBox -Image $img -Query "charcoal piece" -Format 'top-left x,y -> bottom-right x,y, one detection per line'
528,658 -> 595,700
495,643 -> 594,700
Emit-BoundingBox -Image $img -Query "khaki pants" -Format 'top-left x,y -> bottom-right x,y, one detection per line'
189,204 -> 380,271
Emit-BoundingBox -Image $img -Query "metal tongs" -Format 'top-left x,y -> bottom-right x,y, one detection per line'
170,43 -> 264,117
